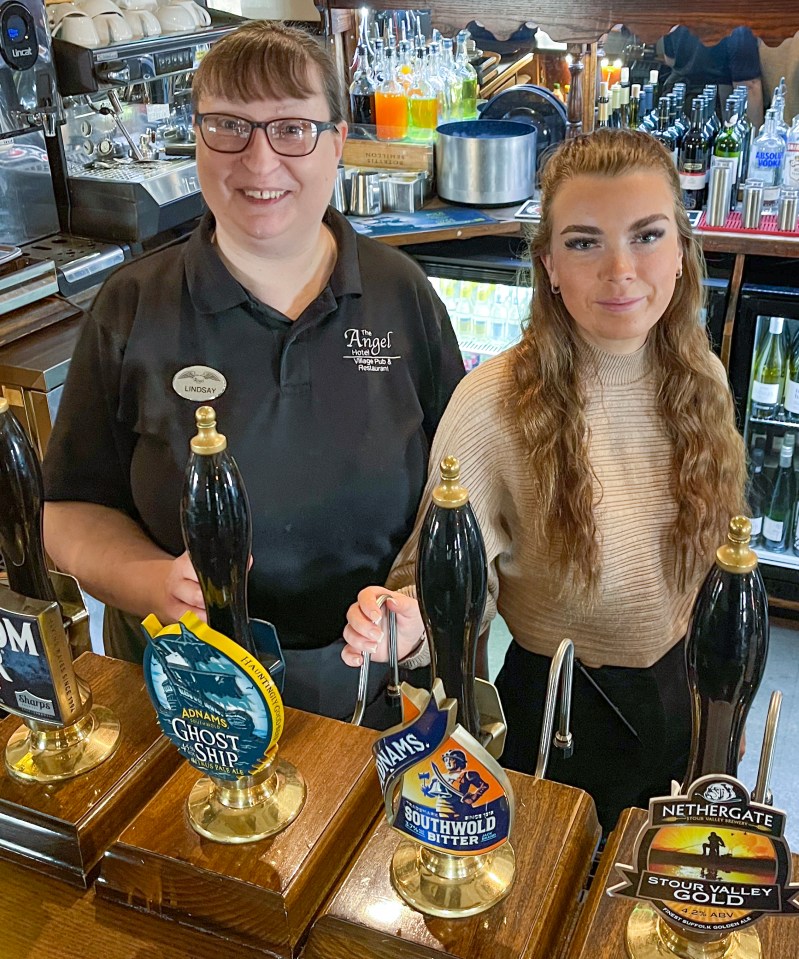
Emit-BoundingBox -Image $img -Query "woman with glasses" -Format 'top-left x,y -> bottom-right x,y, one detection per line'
42,21 -> 464,726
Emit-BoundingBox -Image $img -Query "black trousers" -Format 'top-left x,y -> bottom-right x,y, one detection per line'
495,639 -> 692,834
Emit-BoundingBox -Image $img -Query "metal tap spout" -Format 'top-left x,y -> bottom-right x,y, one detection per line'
351,593 -> 399,726
534,638 -> 575,780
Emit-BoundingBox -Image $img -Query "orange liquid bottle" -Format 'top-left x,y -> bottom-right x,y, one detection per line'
376,91 -> 409,140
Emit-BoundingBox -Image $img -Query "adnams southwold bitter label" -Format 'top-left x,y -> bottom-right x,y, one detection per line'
373,679 -> 513,856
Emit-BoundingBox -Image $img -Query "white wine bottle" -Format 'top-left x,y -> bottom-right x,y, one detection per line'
784,327 -> 799,422
763,435 -> 795,551
751,316 -> 786,419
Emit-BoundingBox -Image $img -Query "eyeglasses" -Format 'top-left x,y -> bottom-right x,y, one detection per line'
194,113 -> 339,156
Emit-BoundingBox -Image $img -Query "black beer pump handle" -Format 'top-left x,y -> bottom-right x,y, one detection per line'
181,406 -> 256,655
0,397 -> 57,603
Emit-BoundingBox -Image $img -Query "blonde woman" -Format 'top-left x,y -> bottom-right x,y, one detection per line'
343,129 -> 747,831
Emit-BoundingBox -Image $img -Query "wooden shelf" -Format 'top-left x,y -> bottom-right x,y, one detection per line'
328,0 -> 799,45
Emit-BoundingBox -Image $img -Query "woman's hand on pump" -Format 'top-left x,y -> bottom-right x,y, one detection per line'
155,551 -> 254,626
342,586 -> 425,667
158,551 -> 206,624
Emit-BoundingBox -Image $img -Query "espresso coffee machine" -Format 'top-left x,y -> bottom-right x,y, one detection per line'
0,0 -> 60,269
47,11 -> 243,243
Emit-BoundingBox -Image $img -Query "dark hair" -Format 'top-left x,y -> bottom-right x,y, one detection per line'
510,129 -> 746,592
192,20 -> 345,123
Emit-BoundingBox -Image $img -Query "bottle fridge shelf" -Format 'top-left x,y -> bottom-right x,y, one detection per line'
749,415 -> 799,429
754,545 -> 799,570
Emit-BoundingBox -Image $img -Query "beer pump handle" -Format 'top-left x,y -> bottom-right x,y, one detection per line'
182,407 -> 258,657
0,397 -> 58,603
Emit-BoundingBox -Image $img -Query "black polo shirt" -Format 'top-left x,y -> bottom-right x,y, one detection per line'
44,209 -> 464,717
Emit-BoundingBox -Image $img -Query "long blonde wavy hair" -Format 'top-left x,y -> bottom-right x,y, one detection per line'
511,129 -> 746,593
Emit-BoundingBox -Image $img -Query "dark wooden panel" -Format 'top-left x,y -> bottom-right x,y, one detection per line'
303,773 -> 600,959
328,1 -> 799,45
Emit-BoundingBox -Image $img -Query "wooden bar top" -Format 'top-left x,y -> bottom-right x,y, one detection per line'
0,856 -> 266,959
566,807 -> 799,959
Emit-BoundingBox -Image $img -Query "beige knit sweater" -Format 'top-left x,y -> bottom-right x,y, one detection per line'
388,339 -> 722,670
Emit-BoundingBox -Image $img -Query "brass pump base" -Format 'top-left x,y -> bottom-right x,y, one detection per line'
5,681 -> 120,783
626,903 -> 762,959
186,755 -> 306,844
391,838 -> 516,918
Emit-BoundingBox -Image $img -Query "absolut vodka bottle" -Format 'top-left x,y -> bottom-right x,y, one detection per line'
181,406 -> 257,655
748,109 -> 786,206
416,456 -> 487,741
683,516 -> 768,783
0,396 -> 57,603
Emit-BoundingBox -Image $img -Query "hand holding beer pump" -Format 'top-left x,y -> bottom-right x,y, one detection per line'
0,396 -> 119,782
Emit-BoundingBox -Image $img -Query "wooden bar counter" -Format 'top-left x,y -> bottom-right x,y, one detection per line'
566,807 -> 799,959
96,708 -> 382,958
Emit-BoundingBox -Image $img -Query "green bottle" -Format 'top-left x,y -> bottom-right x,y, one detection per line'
751,316 -> 785,419
455,30 -> 478,120
712,96 -> 742,209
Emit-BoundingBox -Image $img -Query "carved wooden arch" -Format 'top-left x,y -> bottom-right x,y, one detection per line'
326,1 -> 799,46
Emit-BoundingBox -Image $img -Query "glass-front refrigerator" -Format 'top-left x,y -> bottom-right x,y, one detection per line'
405,236 -> 533,369
409,239 -> 732,369
729,259 -> 799,609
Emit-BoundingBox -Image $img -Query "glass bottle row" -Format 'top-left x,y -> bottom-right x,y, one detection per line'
349,30 -> 478,142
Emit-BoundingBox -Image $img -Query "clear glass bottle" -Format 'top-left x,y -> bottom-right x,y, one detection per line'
748,108 -> 786,206
375,48 -> 409,141
783,112 -> 799,190
628,83 -> 641,130
455,30 -> 479,120
349,43 -> 377,125
746,446 -> 772,544
751,315 -> 786,418
440,37 -> 462,120
784,324 -> 799,420
407,49 -> 438,141
763,435 -> 796,551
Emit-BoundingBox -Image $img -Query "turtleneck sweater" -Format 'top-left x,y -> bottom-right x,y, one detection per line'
389,339 -> 719,670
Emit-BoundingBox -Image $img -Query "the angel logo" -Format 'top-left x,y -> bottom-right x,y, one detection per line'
701,781 -> 738,803
172,365 -> 227,400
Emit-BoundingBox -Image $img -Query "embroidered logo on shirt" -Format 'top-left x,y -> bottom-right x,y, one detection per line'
343,328 -> 401,373
172,365 -> 227,400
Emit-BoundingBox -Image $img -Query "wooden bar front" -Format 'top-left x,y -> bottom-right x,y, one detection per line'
0,652 -> 180,886
97,708 -> 382,958
566,807 -> 799,959
303,772 -> 600,959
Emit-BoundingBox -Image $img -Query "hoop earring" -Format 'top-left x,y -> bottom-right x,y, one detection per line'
551,283 -> 560,294
676,268 -> 683,279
